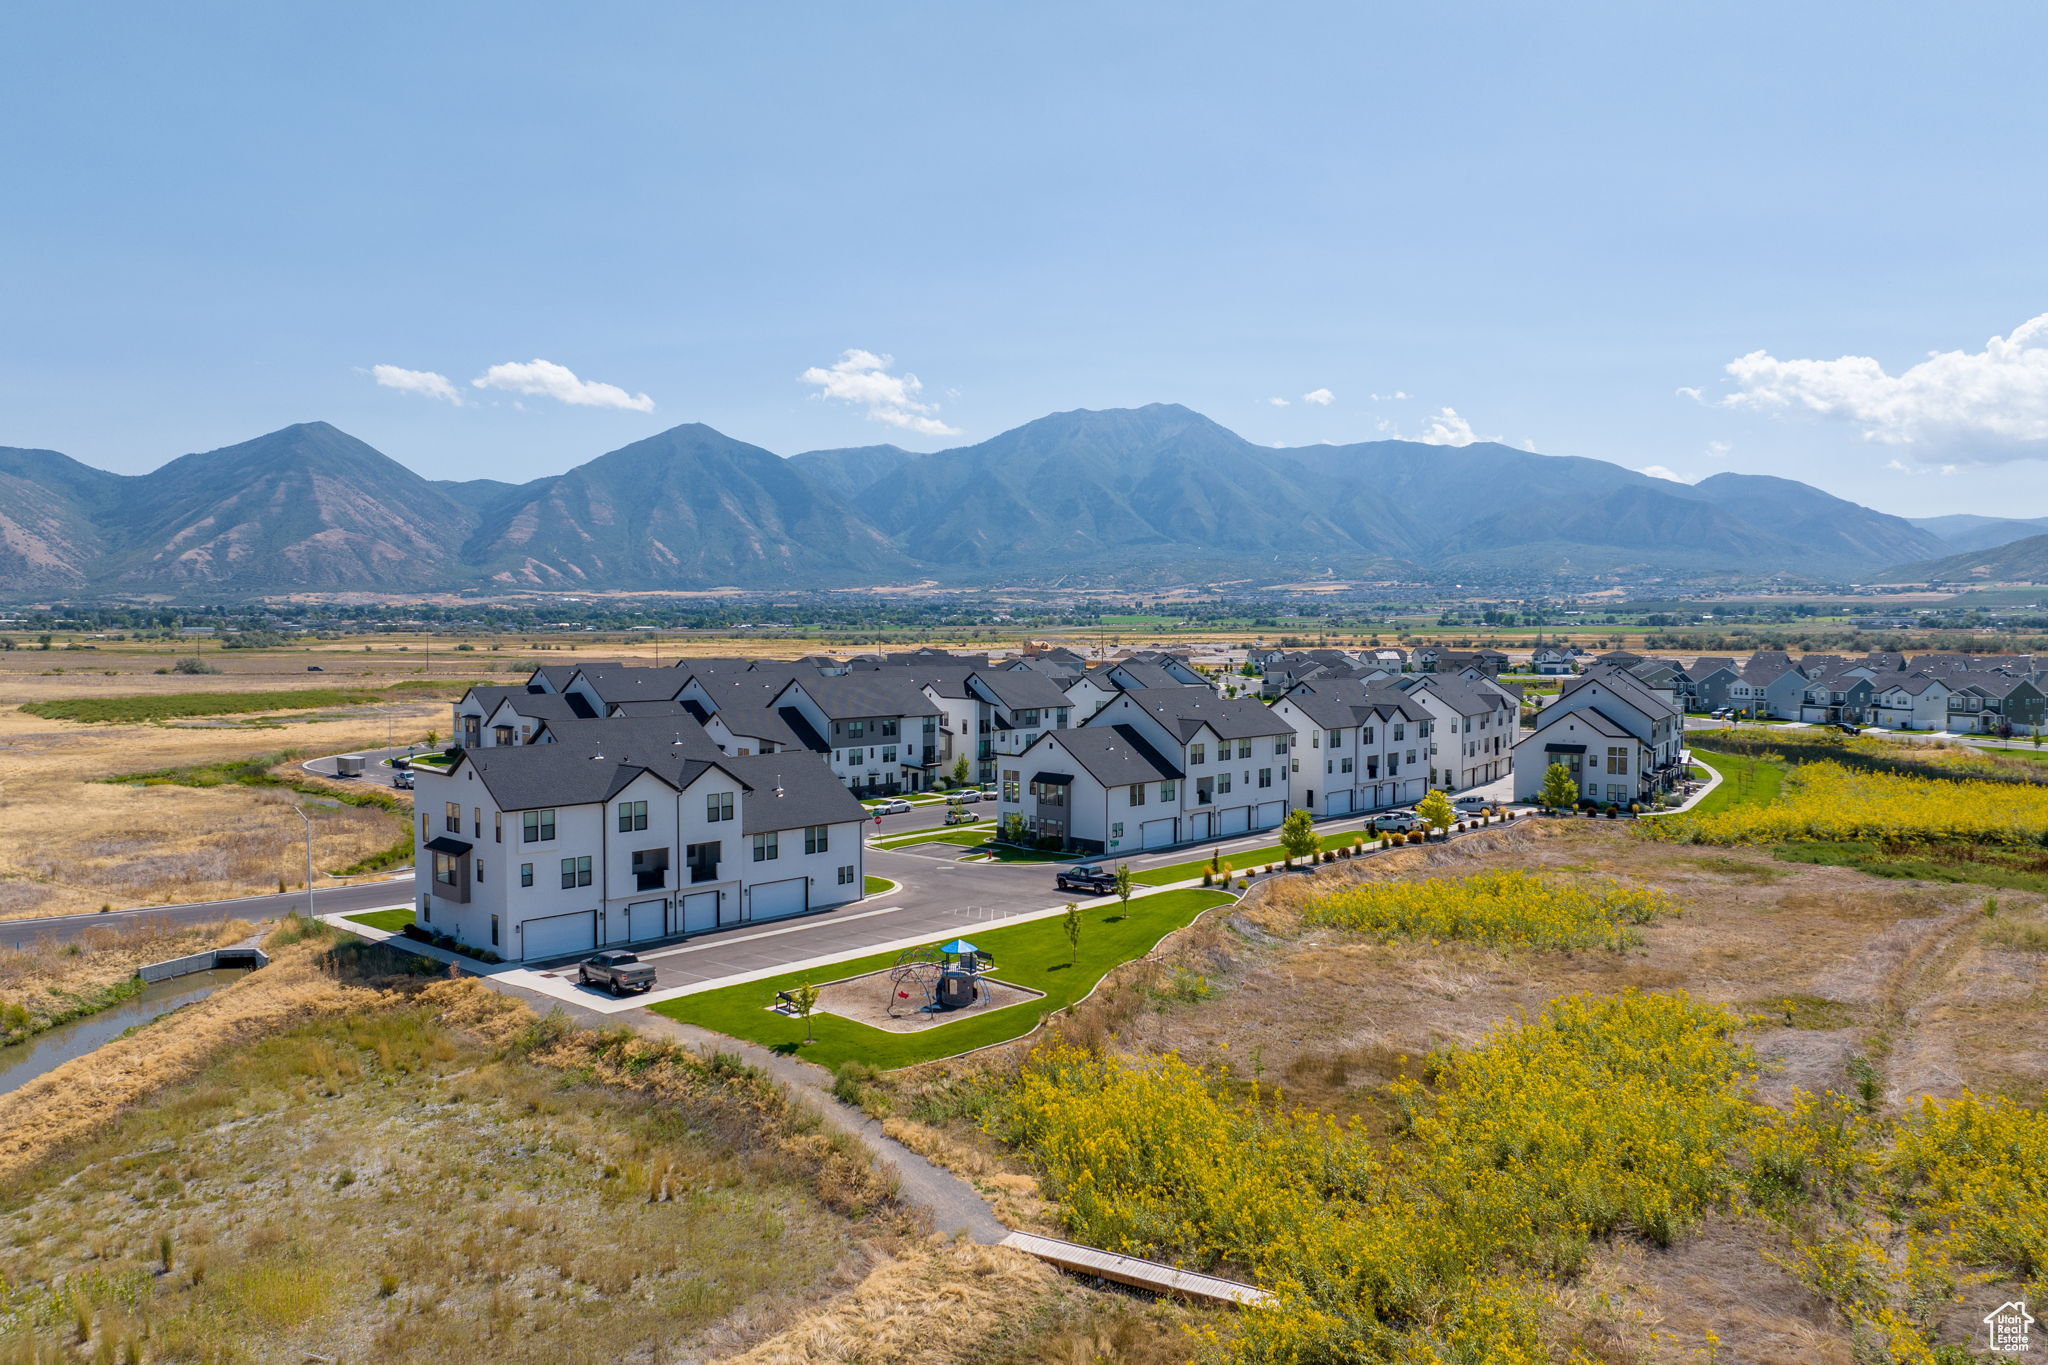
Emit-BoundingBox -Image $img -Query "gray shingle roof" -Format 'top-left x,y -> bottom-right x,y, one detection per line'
968,667 -> 1072,711
781,672 -> 943,720
1038,724 -> 1183,786
725,753 -> 869,833
1107,685 -> 1293,740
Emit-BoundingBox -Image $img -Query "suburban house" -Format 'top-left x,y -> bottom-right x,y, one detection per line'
1271,678 -> 1433,816
1529,646 -> 1581,675
1393,672 -> 1518,792
1947,674 -> 2048,735
1512,664 -> 1685,805
1679,658 -> 1742,713
999,684 -> 1297,849
411,719 -> 867,962
1868,673 -> 1954,731
770,673 -> 945,794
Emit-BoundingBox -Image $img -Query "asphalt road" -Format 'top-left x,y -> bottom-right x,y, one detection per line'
0,876 -> 416,949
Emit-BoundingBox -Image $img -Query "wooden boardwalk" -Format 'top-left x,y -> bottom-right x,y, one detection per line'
998,1231 -> 1271,1307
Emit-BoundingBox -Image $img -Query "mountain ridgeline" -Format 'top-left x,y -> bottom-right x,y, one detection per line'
0,405 -> 1963,596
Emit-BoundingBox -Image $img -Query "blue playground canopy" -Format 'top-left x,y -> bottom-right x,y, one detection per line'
938,939 -> 977,955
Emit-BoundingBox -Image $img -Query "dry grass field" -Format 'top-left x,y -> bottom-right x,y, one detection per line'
882,820 -> 2048,1364
0,916 -> 254,1040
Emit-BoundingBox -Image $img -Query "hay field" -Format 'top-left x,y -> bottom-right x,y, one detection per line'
0,705 -> 433,920
885,821 -> 2048,1363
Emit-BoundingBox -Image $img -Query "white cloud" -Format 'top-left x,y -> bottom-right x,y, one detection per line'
799,349 -> 960,436
1410,407 -> 1495,446
1302,387 -> 1335,406
471,359 -> 655,412
1706,440 -> 1732,459
371,364 -> 464,405
1675,386 -> 1704,403
1266,396 -> 1291,406
1369,391 -> 1408,402
1638,464 -> 1697,483
1716,313 -> 2048,461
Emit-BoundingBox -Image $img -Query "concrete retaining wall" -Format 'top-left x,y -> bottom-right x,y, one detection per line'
137,946 -> 270,983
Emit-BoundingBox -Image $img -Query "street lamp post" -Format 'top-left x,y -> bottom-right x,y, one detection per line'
292,803 -> 314,917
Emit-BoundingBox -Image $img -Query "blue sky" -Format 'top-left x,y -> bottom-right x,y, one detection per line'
4,2 -> 2046,517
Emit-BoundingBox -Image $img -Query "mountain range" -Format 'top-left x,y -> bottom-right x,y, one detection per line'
0,405 -> 1990,597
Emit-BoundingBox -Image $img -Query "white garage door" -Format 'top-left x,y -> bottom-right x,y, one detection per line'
1186,812 -> 1212,841
521,910 -> 595,961
749,877 -> 809,922
680,891 -> 719,934
1253,801 -> 1285,829
1328,790 -> 1353,815
1219,806 -> 1250,835
1140,818 -> 1177,850
624,899 -> 667,943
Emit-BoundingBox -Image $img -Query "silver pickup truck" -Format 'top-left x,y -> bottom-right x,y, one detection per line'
576,950 -> 657,995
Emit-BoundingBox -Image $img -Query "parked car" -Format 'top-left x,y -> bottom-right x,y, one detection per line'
306,664 -> 324,672
577,950 -> 657,995
1831,721 -> 1862,736
942,807 -> 981,826
1373,809 -> 1423,833
871,798 -> 913,815
391,770 -> 414,790
945,789 -> 981,804
1056,865 -> 1119,895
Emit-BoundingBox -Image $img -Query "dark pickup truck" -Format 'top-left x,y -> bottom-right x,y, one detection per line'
1055,864 -> 1119,895
576,950 -> 657,995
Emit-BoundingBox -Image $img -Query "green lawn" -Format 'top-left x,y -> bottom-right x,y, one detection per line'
651,887 -> 1234,1069
1685,750 -> 1785,817
870,825 -> 993,850
864,875 -> 895,896
1129,830 -> 1369,886
343,907 -> 417,932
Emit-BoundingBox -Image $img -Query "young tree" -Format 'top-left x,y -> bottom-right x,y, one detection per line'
792,979 -> 820,1043
1062,901 -> 1082,965
1538,761 -> 1579,811
1416,788 -> 1456,837
951,754 -> 971,787
1113,863 -> 1135,916
1278,808 -> 1319,866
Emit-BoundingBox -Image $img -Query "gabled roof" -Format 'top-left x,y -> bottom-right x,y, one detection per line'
1107,685 -> 1293,741
1561,665 -> 1680,719
566,664 -> 687,705
451,718 -> 725,811
1040,724 -> 1182,786
783,672 -> 943,720
459,684 -> 532,712
1396,672 -> 1518,717
967,667 -> 1072,711
491,691 -> 596,722
1530,703 -> 1641,743
722,752 -> 868,833
1687,657 -> 1740,677
1106,662 -> 1187,691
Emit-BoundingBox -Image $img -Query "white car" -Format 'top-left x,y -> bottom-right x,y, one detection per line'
1454,795 -> 1489,807
871,798 -> 913,815
1373,809 -> 1423,833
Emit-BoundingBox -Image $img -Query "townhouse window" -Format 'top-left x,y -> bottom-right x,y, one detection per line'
494,812 -> 502,843
1393,725 -> 1405,741
522,809 -> 555,842
1002,769 -> 1020,802
847,720 -> 866,739
1366,756 -> 1380,777
1340,757 -> 1353,773
1326,729 -> 1341,748
753,831 -> 779,861
1128,783 -> 1146,806
883,746 -> 898,764
559,855 -> 591,889
476,860 -> 484,883
1312,732 -> 1321,748
707,792 -> 734,822
618,799 -> 648,832
1056,709 -> 1070,727
1363,726 -> 1376,744
490,915 -> 499,947
1196,777 -> 1214,804
1291,759 -> 1299,773
1018,709 -> 1040,727
686,841 -> 721,882
1159,779 -> 1176,801
444,801 -> 461,834
1606,746 -> 1629,775
631,848 -> 668,891
1257,768 -> 1272,788
837,864 -> 856,885
1217,772 -> 1232,794
519,862 -> 534,888
1111,822 -> 1124,841
880,718 -> 898,737
434,852 -> 460,886
1190,743 -> 1206,764
833,750 -> 844,763
1326,759 -> 1334,774
849,748 -> 866,764
1237,741 -> 1252,759
804,825 -> 829,855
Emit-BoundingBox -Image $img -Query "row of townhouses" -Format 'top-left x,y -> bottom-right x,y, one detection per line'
1596,648 -> 2048,736
1511,663 -> 1688,805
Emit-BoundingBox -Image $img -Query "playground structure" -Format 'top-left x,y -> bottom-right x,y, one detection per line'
886,938 -> 995,1017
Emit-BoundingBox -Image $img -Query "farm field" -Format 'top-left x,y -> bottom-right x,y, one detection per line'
877,821 -> 2048,1362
